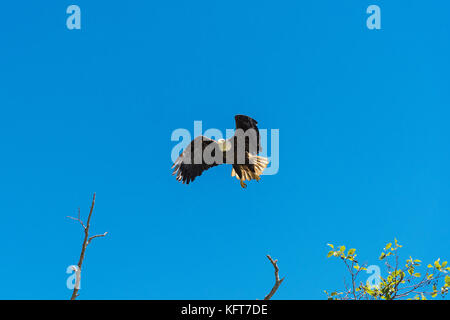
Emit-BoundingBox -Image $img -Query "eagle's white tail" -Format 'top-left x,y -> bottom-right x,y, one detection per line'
231,154 -> 269,182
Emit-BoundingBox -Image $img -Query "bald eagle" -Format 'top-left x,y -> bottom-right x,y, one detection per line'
172,115 -> 269,188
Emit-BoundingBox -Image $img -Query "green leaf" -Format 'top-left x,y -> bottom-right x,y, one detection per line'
365,287 -> 375,296
379,252 -> 386,260
445,275 -> 450,286
327,250 -> 334,258
339,245 -> 346,252
385,243 -> 392,250
434,259 -> 441,269
348,248 -> 356,256
327,243 -> 334,249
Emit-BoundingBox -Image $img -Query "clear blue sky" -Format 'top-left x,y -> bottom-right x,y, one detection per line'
0,1 -> 449,299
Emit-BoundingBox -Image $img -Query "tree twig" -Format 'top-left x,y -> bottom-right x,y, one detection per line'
264,255 -> 285,300
67,193 -> 107,300
87,232 -> 108,245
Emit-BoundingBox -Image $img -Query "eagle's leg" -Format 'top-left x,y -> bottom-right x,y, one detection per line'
240,179 -> 247,189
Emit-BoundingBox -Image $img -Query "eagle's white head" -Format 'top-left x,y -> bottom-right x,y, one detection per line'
217,139 -> 232,152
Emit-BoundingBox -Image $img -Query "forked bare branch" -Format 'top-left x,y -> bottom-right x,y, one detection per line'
67,193 -> 108,300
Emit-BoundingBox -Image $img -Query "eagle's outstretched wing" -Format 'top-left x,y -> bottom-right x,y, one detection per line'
234,114 -> 262,154
172,136 -> 220,184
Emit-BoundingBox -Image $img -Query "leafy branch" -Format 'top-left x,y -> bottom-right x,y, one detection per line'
325,239 -> 450,300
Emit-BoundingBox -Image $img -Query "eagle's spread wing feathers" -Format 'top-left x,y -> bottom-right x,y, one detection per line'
234,114 -> 259,132
172,136 -> 220,184
233,114 -> 262,154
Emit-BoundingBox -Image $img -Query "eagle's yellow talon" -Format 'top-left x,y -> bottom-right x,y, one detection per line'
240,180 -> 247,188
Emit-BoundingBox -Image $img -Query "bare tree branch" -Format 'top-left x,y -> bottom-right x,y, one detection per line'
67,193 -> 107,300
87,232 -> 108,246
264,255 -> 285,300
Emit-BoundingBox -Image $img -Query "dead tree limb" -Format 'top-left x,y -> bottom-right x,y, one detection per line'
264,255 -> 285,300
67,193 -> 108,300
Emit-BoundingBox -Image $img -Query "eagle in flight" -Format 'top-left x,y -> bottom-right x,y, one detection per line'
172,115 -> 269,188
